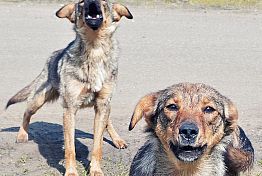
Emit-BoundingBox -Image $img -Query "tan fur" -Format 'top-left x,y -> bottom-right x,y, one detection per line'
129,83 -> 254,176
6,1 -> 132,176
112,3 -> 133,22
129,92 -> 160,130
56,3 -> 76,22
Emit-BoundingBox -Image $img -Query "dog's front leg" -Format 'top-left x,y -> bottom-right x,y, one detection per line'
90,84 -> 113,176
62,79 -> 91,175
63,107 -> 78,176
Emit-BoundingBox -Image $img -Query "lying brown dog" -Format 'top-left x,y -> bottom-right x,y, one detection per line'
129,83 -> 254,176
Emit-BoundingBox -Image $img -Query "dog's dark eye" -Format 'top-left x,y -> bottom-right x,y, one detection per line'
203,106 -> 216,113
166,104 -> 179,111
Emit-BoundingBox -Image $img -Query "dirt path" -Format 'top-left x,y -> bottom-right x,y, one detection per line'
0,2 -> 261,175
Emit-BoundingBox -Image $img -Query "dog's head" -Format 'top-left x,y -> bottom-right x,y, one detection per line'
56,0 -> 132,31
129,83 -> 238,162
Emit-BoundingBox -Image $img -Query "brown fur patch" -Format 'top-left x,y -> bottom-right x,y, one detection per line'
129,92 -> 159,130
226,145 -> 253,172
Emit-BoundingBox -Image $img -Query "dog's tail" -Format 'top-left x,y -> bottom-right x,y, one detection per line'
6,85 -> 33,109
5,73 -> 43,109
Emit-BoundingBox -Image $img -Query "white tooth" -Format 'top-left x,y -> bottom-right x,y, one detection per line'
88,15 -> 92,19
96,14 -> 100,18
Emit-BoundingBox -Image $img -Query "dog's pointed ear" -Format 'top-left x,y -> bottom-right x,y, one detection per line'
224,101 -> 238,135
129,92 -> 160,131
112,3 -> 133,22
56,3 -> 76,23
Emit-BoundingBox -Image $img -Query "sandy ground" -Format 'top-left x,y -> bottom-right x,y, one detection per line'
0,2 -> 261,176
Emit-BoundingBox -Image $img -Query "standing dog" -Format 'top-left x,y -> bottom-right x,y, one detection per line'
5,0 -> 132,175
129,83 -> 254,176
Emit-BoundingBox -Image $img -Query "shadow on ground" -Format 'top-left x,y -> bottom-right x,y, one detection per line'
1,121 -> 115,174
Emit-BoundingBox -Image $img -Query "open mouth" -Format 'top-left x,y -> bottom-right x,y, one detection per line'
169,142 -> 207,162
84,0 -> 103,30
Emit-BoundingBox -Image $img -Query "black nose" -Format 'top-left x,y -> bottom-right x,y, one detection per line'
179,122 -> 199,144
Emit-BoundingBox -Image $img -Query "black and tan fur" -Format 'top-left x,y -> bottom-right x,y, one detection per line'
5,0 -> 133,175
129,83 -> 254,176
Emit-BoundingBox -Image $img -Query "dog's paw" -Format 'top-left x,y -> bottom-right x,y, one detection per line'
112,138 -> 128,149
90,160 -> 104,176
65,173 -> 78,176
89,167 -> 104,176
16,129 -> 28,143
65,167 -> 78,176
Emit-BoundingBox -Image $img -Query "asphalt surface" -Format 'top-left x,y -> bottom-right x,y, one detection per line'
0,2 -> 261,175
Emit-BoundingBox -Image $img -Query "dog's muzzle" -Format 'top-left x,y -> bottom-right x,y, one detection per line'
169,122 -> 207,162
170,142 -> 207,162
179,122 -> 199,145
84,0 -> 103,30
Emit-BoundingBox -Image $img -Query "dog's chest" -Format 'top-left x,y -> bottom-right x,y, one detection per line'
76,47 -> 117,92
154,146 -> 226,176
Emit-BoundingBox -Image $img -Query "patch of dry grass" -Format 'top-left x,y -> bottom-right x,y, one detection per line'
119,0 -> 261,8
189,0 -> 259,8
1,0 -> 261,8
256,160 -> 262,176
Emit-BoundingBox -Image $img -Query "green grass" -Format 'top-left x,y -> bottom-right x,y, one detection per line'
255,160 -> 262,176
102,156 -> 129,176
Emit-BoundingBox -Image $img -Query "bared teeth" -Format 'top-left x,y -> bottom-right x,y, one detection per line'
86,14 -> 102,19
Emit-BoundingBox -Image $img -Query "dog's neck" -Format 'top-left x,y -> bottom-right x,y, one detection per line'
72,23 -> 118,61
65,23 -> 118,92
75,23 -> 118,45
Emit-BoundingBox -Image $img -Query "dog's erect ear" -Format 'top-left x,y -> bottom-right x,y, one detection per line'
112,3 -> 133,22
56,3 -> 76,23
224,101 -> 238,135
129,92 -> 160,131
